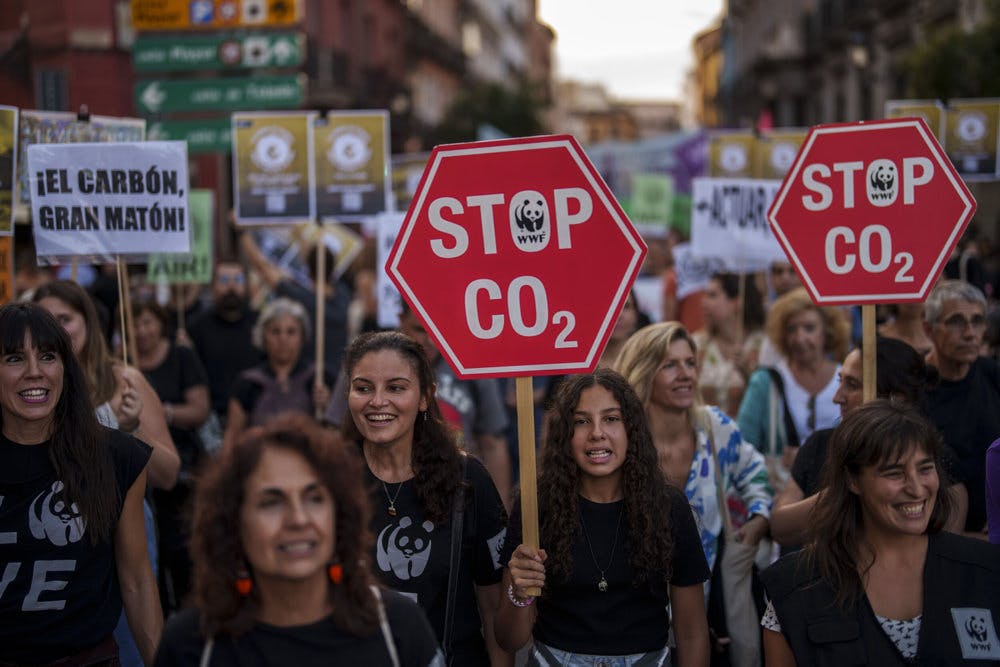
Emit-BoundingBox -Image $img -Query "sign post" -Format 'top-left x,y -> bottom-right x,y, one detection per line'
768,117 -> 976,399
387,135 -> 647,594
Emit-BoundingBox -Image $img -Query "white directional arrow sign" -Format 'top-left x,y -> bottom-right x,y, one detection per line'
139,81 -> 167,113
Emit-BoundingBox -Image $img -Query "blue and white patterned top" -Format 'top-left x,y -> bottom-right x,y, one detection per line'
685,406 -> 773,573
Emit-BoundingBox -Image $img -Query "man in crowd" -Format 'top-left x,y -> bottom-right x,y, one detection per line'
186,261 -> 262,430
924,279 -> 1000,535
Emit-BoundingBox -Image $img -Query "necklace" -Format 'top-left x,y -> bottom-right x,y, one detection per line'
382,480 -> 405,516
579,501 -> 625,593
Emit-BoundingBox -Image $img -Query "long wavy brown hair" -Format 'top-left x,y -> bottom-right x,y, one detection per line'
539,369 -> 675,586
340,331 -> 463,524
0,302 -> 118,544
806,400 -> 953,607
190,413 -> 378,637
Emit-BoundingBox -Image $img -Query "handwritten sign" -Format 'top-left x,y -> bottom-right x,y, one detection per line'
148,189 -> 213,284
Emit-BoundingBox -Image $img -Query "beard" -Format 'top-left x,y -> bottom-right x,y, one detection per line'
216,292 -> 247,317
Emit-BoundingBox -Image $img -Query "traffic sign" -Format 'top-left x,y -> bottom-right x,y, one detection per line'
387,135 -> 647,378
133,33 -> 304,72
131,0 -> 302,31
134,75 -> 304,114
768,117 -> 976,305
147,118 -> 231,154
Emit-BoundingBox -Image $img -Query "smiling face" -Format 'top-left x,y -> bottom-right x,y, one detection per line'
784,307 -> 825,365
571,385 -> 628,490
347,349 -> 428,451
832,349 -> 863,417
239,446 -> 335,590
0,332 -> 64,444
36,296 -> 87,357
851,443 -> 939,540
263,314 -> 304,367
649,338 -> 698,412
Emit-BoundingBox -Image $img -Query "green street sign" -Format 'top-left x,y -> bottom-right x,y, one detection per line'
134,75 -> 305,114
147,118 -> 231,154
133,33 -> 305,72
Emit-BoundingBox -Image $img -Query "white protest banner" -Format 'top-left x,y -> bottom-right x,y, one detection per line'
375,211 -> 404,328
690,177 -> 786,264
28,141 -> 190,263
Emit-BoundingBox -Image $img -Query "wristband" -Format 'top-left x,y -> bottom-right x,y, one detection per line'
507,583 -> 535,607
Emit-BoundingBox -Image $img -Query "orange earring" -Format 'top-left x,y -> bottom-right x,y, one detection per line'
328,563 -> 343,585
235,565 -> 252,596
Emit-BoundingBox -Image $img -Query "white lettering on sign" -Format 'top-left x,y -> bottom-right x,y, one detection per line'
464,276 -> 578,348
428,188 -> 593,258
824,225 -> 914,283
802,158 -> 935,211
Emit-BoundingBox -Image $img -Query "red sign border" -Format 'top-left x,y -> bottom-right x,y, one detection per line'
767,117 -> 977,305
387,134 -> 647,378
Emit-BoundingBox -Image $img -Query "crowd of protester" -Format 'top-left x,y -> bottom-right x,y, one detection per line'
1,225 -> 999,667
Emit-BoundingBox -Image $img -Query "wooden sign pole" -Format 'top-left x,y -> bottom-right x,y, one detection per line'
515,375 -> 541,596
862,304 -> 876,403
314,234 -> 326,420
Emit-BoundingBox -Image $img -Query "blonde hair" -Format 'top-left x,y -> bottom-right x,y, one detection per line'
614,321 -> 707,430
765,287 -> 851,361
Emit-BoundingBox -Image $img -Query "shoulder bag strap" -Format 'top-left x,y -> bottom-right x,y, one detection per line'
198,637 -> 214,667
704,412 -> 733,537
442,454 -> 468,662
765,368 -> 799,449
372,585 -> 402,667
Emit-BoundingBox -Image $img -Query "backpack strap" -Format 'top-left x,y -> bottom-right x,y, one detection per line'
198,637 -> 214,667
372,585 -> 401,667
442,454 -> 468,663
764,368 -> 799,449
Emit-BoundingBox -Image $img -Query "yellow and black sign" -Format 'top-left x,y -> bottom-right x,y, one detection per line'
131,0 -> 302,31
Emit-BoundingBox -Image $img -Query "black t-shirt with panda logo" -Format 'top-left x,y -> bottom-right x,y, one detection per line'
366,456 -> 507,666
0,427 -> 151,663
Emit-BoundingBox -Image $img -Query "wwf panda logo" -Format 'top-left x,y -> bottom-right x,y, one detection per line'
967,615 -> 990,643
866,159 -> 898,207
376,516 -> 435,580
509,189 -> 550,252
29,481 -> 86,547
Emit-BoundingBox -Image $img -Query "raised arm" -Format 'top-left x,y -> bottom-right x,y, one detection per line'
239,231 -> 284,289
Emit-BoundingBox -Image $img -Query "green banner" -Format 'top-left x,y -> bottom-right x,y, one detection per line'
147,189 -> 214,284
147,118 -> 231,154
135,75 -> 305,114
133,33 -> 305,72
629,173 -> 673,227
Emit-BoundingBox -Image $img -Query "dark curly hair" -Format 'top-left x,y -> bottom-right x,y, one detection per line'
539,368 -> 675,586
340,331 -> 463,524
0,302 -> 117,544
190,413 -> 378,637
806,400 -> 953,608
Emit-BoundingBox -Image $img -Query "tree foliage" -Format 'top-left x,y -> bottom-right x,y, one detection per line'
905,10 -> 1000,99
429,81 -> 546,146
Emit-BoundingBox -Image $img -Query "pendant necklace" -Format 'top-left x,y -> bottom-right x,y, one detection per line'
382,480 -> 405,517
579,501 -> 625,593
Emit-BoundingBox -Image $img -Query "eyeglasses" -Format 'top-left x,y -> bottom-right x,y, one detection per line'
939,313 -> 986,334
770,265 -> 796,276
217,274 -> 246,286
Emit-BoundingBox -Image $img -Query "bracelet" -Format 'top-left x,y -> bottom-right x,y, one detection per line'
507,583 -> 535,607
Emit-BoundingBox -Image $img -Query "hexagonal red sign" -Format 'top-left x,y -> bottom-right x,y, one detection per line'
387,135 -> 647,378
768,117 -> 976,305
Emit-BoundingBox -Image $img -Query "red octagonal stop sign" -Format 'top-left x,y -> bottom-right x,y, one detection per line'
387,135 -> 647,379
768,117 -> 976,305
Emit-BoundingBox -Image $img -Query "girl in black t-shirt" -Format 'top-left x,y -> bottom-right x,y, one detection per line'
496,369 -> 711,666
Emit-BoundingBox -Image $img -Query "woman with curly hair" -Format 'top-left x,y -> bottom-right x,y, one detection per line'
761,400 -> 1000,665
342,331 -> 510,666
153,413 -> 442,665
495,369 -> 710,666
